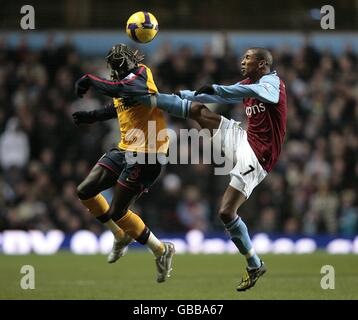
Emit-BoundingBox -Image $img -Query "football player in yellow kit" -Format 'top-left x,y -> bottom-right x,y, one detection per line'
72,44 -> 174,283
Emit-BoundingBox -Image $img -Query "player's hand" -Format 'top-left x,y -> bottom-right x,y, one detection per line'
194,85 -> 215,96
72,111 -> 96,125
75,75 -> 91,98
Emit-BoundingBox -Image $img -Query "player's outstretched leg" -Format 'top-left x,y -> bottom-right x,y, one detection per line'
155,242 -> 175,283
107,233 -> 134,263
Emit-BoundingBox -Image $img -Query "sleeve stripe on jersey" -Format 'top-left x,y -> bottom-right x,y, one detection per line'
87,66 -> 145,85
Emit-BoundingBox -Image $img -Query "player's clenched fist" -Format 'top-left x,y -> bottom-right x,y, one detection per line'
194,84 -> 215,96
72,111 -> 96,125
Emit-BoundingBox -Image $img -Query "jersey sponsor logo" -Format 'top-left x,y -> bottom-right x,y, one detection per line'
245,102 -> 266,118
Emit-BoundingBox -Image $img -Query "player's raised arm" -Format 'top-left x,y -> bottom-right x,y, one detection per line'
72,102 -> 117,125
74,44 -> 150,98
74,66 -> 147,98
213,73 -> 279,103
192,47 -> 280,104
193,73 -> 280,104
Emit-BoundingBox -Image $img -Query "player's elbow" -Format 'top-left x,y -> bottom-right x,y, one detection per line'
263,93 -> 279,104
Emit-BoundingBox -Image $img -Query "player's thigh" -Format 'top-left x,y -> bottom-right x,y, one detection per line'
87,164 -> 119,188
80,148 -> 128,194
109,162 -> 163,220
120,160 -> 163,193
77,164 -> 118,199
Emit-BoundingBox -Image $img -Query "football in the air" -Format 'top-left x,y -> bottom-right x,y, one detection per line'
126,11 -> 159,43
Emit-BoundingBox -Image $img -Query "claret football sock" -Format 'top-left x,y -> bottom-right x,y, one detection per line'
225,216 -> 261,269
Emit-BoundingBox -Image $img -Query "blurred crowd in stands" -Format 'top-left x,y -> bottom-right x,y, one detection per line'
0,35 -> 357,236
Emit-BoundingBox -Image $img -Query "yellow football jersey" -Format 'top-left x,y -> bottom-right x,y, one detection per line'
112,64 -> 169,154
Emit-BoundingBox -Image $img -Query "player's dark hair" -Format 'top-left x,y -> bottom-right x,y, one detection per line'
249,47 -> 273,68
105,43 -> 144,79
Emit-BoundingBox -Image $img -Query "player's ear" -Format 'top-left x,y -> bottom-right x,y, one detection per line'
259,60 -> 266,68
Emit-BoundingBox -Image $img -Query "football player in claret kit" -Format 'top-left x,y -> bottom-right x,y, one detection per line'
72,44 -> 174,283
125,47 -> 287,291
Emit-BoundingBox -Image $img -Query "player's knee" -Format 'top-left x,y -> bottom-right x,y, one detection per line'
76,183 -> 86,200
218,207 -> 236,224
189,102 -> 206,120
77,182 -> 95,200
108,206 -> 127,222
190,102 -> 220,124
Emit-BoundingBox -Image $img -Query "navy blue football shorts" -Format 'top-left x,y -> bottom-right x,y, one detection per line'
97,148 -> 165,193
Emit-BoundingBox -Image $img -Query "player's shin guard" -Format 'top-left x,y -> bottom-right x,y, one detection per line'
115,210 -> 165,257
80,194 -> 125,240
225,216 -> 261,269
114,210 -> 146,239
80,194 -> 110,217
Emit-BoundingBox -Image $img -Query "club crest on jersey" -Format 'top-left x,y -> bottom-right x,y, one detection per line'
246,102 -> 266,118
116,103 -> 133,112
123,73 -> 136,81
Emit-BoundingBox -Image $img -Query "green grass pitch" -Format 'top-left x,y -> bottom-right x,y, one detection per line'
1,251 -> 357,300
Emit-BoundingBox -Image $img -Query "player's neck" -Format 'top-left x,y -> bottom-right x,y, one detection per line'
249,70 -> 271,83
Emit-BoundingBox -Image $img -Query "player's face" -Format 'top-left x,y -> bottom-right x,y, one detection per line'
241,50 -> 260,78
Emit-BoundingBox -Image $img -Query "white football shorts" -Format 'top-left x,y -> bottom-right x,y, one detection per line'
212,116 -> 268,199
